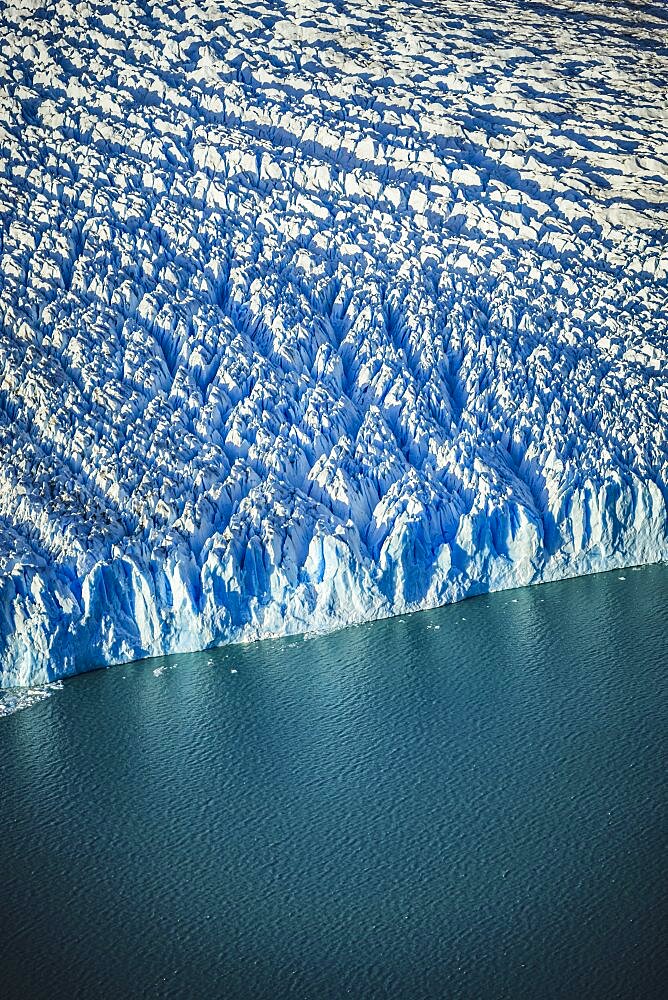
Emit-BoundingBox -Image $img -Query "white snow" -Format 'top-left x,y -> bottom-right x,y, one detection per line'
0,0 -> 667,686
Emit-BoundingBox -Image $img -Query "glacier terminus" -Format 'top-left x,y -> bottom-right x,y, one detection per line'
0,0 -> 667,685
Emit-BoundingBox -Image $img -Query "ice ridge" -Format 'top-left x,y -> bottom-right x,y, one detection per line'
1,0 -> 667,684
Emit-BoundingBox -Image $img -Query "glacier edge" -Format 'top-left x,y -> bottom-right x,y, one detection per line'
2,473 -> 666,687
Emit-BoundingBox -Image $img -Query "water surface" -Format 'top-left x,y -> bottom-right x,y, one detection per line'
1,566 -> 667,999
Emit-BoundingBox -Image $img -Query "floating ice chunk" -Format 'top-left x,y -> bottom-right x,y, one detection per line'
0,682 -> 61,717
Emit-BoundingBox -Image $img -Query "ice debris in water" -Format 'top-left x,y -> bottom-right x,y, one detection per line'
0,680 -> 63,718
0,0 -> 667,686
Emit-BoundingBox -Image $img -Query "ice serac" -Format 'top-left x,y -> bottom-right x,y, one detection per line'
1,0 -> 667,685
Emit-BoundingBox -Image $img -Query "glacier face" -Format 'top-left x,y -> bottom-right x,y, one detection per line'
1,0 -> 667,685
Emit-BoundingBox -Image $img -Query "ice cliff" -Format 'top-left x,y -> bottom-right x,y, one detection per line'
1,0 -> 667,685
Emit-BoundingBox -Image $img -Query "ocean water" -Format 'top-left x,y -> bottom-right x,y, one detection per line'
1,565 -> 666,1000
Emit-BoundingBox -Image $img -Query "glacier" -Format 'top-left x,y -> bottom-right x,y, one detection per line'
1,0 -> 667,686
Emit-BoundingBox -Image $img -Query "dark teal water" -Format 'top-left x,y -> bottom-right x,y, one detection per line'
1,566 -> 667,1000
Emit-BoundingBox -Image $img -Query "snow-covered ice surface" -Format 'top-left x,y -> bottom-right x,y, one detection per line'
1,0 -> 667,686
